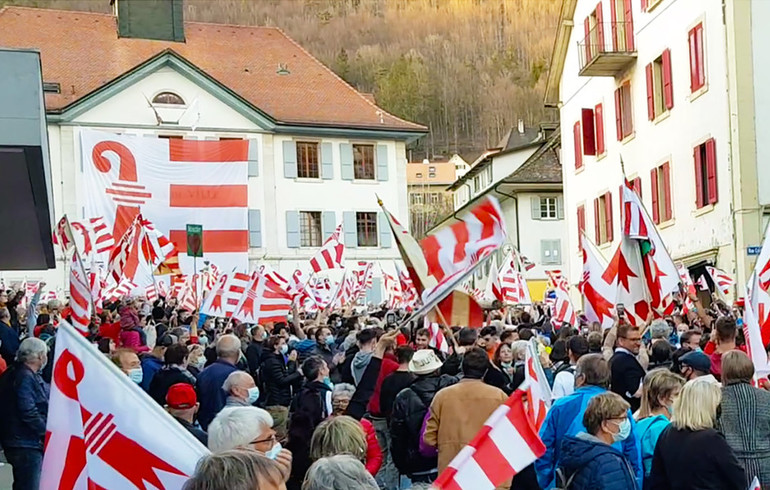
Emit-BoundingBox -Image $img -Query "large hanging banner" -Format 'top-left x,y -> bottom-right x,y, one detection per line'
80,129 -> 249,280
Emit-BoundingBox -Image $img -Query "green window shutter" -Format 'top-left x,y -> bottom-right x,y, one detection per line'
322,211 -> 336,240
283,141 -> 297,179
378,212 -> 391,248
248,139 -> 259,177
531,197 -> 541,220
248,209 -> 262,247
340,143 -> 354,181
321,142 -> 334,180
286,211 -> 300,248
343,211 -> 357,247
376,144 -> 389,181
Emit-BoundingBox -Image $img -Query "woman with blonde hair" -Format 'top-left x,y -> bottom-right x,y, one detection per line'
633,369 -> 684,486
648,379 -> 747,489
309,415 -> 367,464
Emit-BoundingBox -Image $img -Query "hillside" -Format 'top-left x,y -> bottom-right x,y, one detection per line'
1,0 -> 561,160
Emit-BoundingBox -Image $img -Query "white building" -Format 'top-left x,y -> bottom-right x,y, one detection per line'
545,0 -> 769,296
0,4 -> 426,299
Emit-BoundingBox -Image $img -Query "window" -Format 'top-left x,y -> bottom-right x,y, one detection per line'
152,91 -> 185,105
573,121 -> 583,169
642,0 -> 663,12
646,49 -> 673,120
429,172 -> 436,178
430,193 -> 441,204
429,166 -> 436,172
581,108 -> 597,156
594,191 -> 614,245
650,162 -> 673,223
296,142 -> 320,179
416,172 -> 423,178
611,0 -> 634,52
473,175 -> 481,193
689,23 -> 706,93
577,205 -> 586,248
694,138 -> 717,208
356,212 -> 378,247
583,4 -> 604,63
595,103 -> 605,155
541,240 -> 562,265
158,134 -> 183,140
299,211 -> 322,247
353,144 -> 375,180
540,197 -> 558,219
614,81 -> 633,141
411,193 -> 424,205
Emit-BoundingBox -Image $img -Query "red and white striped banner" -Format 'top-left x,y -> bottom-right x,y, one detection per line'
69,252 -> 92,335
425,319 -> 449,354
580,234 -> 615,329
499,253 -> 532,305
200,271 -> 250,318
706,266 -> 735,295
523,342 -> 551,431
233,270 -> 292,324
145,284 -> 158,303
309,223 -> 345,273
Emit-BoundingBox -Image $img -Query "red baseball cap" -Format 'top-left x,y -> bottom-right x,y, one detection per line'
166,383 -> 197,409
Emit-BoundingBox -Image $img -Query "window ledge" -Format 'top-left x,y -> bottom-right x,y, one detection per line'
645,0 -> 664,12
351,179 -> 380,185
657,218 -> 675,230
599,240 -> 614,251
689,84 -> 709,103
596,152 -> 608,162
621,132 -> 636,145
653,110 -> 671,125
295,177 -> 324,183
575,165 -> 585,175
694,204 -> 715,217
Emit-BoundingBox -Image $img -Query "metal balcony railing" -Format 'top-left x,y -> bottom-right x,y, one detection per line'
577,21 -> 636,77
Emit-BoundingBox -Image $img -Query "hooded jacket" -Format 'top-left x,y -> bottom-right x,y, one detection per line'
352,350 -> 373,386
557,433 -> 639,490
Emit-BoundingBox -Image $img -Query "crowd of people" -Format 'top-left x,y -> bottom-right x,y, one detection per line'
0,282 -> 768,490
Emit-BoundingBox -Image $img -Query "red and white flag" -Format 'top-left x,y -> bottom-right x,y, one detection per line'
744,224 -> 770,374
156,280 -> 169,299
580,234 -> 615,329
749,476 -> 761,490
309,223 -> 345,273
500,253 -> 532,305
178,275 -> 200,312
103,278 -> 137,302
145,284 -> 158,303
425,319 -> 449,354
523,342 -> 551,430
482,256 -> 504,304
40,321 -> 208,489
706,266 -> 735,296
384,271 -> 403,309
107,214 -> 179,287
69,252 -> 92,335
677,263 -> 696,295
604,237 -> 650,327
433,390 -> 546,490
200,271 -> 250,318
233,270 -> 292,324
550,281 -> 577,328
696,275 -> 710,291
55,216 -> 116,257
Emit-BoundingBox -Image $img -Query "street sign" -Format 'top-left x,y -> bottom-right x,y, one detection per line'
186,224 -> 203,257
747,246 -> 762,256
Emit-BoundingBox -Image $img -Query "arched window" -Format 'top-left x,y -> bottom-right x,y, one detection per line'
152,91 -> 185,105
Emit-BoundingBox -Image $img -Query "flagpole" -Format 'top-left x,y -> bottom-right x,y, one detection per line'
432,305 -> 459,352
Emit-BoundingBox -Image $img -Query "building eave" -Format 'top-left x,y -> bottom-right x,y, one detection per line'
544,0 -> 578,108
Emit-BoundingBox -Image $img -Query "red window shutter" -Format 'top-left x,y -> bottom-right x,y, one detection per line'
645,63 -> 655,120
605,191 -> 614,242
650,168 -> 660,224
619,184 -> 624,224
694,145 -> 704,208
642,0 -> 648,11
662,161 -> 673,220
594,103 -> 605,155
573,121 -> 583,169
594,198 -> 601,243
595,3 -> 604,52
614,88 -> 623,141
584,17 -> 592,64
634,176 -> 642,199
578,205 -> 586,241
623,0 -> 634,51
706,138 -> 718,204
582,108 -> 596,156
610,0 -> 618,51
662,48 -> 674,109
696,25 -> 705,90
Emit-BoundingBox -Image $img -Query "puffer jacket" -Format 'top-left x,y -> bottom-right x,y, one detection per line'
556,433 -> 639,490
261,351 -> 301,407
390,373 -> 457,477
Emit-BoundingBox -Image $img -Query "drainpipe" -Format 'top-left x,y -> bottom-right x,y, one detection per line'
493,181 -> 520,251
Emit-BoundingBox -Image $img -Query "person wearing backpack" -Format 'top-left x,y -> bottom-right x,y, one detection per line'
552,336 -> 589,400
555,392 -> 639,490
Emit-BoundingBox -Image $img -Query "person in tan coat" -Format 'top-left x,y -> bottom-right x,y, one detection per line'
423,347 -> 509,488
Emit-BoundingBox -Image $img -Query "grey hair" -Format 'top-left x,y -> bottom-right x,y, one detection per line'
301,455 -> 379,490
222,371 -> 252,394
16,337 -> 48,363
332,383 -> 356,400
510,340 -> 529,361
183,449 -> 283,490
216,334 -> 242,359
650,319 -> 672,339
208,407 -> 273,453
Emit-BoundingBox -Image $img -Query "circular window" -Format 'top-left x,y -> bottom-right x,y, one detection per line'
152,91 -> 185,105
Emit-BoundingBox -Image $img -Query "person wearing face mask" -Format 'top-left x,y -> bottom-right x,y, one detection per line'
556,392 -> 640,490
679,350 -> 719,384
0,337 -> 50,490
632,369 -> 684,487
165,382 -> 208,446
113,348 -> 144,385
311,327 -> 343,383
223,370 -> 261,407
246,325 -> 267,379
262,336 -> 302,409
148,343 -> 196,406
186,344 -> 206,379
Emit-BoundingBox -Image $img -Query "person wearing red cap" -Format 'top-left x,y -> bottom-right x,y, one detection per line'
165,383 -> 207,446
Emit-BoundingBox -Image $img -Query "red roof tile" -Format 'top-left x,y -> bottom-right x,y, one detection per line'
0,6 -> 426,132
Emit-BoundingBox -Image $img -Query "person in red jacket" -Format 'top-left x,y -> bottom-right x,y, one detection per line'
331,383 -> 383,476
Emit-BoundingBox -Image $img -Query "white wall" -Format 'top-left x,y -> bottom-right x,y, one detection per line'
752,0 -> 770,206
490,147 -> 538,183
517,192 -> 568,280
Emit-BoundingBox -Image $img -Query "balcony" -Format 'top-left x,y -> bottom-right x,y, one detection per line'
578,21 -> 636,77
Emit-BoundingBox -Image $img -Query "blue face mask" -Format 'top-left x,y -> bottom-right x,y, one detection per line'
129,368 -> 143,385
611,418 -> 631,442
265,442 -> 282,460
325,335 -> 335,346
280,344 -> 288,355
323,376 -> 334,389
247,386 -> 260,405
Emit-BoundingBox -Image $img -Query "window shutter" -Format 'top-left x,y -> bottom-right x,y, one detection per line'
595,3 -> 604,51
694,145 -> 704,208
605,192 -> 614,243
366,276 -> 382,305
340,143 -> 354,180
577,205 -> 586,241
641,0 -> 648,11
706,138 -> 718,204
322,211 -> 336,240
662,48 -> 674,109
645,63 -> 655,120
376,144 -> 389,181
343,211 -> 357,247
594,103 -> 605,155
696,25 -> 705,90
557,195 -> 565,220
378,212 -> 392,248
623,0 -> 634,51
584,17 -> 592,64
594,198 -> 601,244
248,139 -> 259,177
248,209 -> 262,247
321,142 -> 334,180
650,168 -> 660,224
573,121 -> 583,169
541,239 -> 550,265
531,196 -> 541,220
614,88 -> 623,141
610,0 -> 618,51
688,27 -> 698,93
633,176 -> 642,199
581,108 -> 596,156
282,141 -> 297,179
662,161 -> 673,220
553,239 -> 562,265
286,210 -> 300,248
618,184 -> 624,223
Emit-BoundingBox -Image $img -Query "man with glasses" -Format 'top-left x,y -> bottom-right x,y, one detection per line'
610,323 -> 646,412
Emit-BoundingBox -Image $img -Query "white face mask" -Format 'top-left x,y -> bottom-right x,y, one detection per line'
247,386 -> 260,405
264,442 -> 282,460
129,368 -> 143,384
195,357 -> 206,370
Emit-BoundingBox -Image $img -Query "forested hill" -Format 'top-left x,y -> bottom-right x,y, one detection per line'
2,0 -> 561,160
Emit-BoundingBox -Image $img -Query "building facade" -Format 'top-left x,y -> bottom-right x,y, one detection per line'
0,4 -> 425,293
406,156 -> 466,239
546,0 -> 769,296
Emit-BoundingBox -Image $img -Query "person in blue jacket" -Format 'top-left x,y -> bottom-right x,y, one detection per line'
556,392 -> 639,490
536,353 -> 642,489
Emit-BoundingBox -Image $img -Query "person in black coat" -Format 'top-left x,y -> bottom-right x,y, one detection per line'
609,324 -> 645,413
148,344 -> 196,406
0,306 -> 20,365
261,336 -> 302,408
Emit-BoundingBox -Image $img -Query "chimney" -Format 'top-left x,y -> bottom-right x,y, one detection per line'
115,0 -> 185,42
517,119 -> 525,134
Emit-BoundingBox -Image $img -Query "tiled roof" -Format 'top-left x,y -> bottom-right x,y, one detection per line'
0,6 -> 426,132
503,133 -> 562,184
406,162 -> 457,185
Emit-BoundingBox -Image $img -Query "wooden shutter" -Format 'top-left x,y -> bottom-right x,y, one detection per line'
584,17 -> 592,64
618,184 -> 623,224
650,168 -> 660,224
322,211 -> 336,240
377,144 -> 389,181
605,192 -> 614,242
614,88 -> 623,141
378,212 -> 391,248
577,205 -> 586,245
633,176 -> 642,199
641,0 -> 648,11
594,103 -> 605,155
689,26 -> 704,92
594,198 -> 601,243
623,0 -> 634,51
582,108 -> 596,156
694,145 -> 704,208
321,142 -> 334,180
706,138 -> 718,204
340,143 -> 354,180
645,63 -> 655,120
662,161 -> 673,220
662,48 -> 674,109
283,140 -> 297,179
696,24 -> 705,90
596,3 -> 604,52
573,121 -> 583,169
610,0 -> 618,51
531,196 -> 542,219
557,195 -> 565,220
343,211 -> 358,247
286,210 -> 300,248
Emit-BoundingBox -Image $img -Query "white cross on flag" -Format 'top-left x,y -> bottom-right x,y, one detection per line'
580,234 -> 615,329
40,321 -> 208,489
